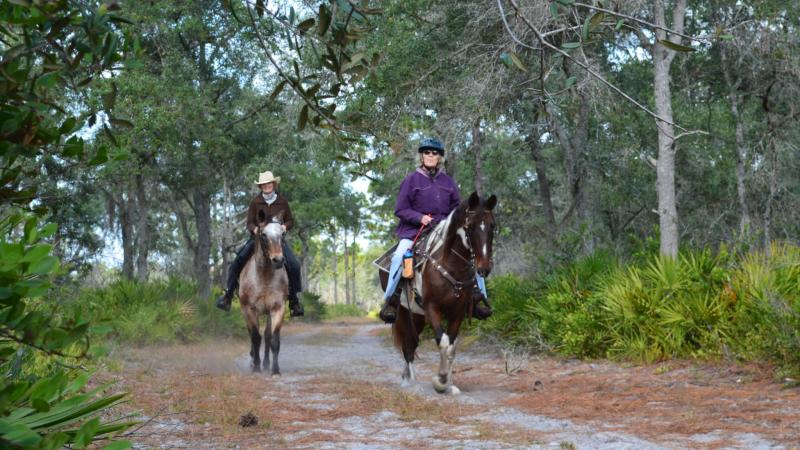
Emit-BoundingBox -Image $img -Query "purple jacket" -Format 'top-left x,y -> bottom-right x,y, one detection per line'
394,167 -> 461,239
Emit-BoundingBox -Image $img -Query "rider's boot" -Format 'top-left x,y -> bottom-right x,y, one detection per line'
216,289 -> 233,312
472,287 -> 492,320
288,295 -> 304,317
379,290 -> 400,324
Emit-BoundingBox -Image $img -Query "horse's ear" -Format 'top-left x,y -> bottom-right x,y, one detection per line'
273,211 -> 283,223
486,194 -> 497,211
468,191 -> 480,209
257,209 -> 266,225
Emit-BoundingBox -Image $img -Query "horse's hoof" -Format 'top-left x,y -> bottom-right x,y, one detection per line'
448,385 -> 461,395
271,373 -> 281,378
432,375 -> 447,394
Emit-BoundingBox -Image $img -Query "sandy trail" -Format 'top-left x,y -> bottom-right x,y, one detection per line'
102,319 -> 799,449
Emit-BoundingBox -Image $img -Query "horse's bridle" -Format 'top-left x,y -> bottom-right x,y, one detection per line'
420,210 -> 494,298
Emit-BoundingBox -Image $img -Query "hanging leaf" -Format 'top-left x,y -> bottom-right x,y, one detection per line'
297,18 -> 315,33
500,52 -> 512,68
109,118 -> 133,129
582,12 -> 605,40
306,83 -> 321,98
255,0 -> 265,18
549,3 -> 560,20
509,52 -> 527,72
269,80 -> 287,101
101,124 -> 118,147
317,4 -> 332,36
565,76 -> 577,88
615,19 -> 625,31
561,42 -> 581,50
102,83 -> 117,111
89,144 -> 109,165
657,39 -> 694,52
297,105 -> 309,130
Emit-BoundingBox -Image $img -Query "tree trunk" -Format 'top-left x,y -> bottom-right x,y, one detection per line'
471,118 -> 484,196
350,237 -> 357,306
298,231 -> 310,292
526,133 -> 557,236
720,48 -> 751,238
134,172 -> 150,282
332,222 -> 339,305
120,191 -> 135,280
193,189 -> 212,299
653,0 -> 686,258
762,83 -> 779,255
343,227 -> 351,305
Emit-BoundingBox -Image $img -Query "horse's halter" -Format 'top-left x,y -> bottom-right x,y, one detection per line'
422,207 -> 495,298
257,221 -> 284,267
455,209 -> 495,275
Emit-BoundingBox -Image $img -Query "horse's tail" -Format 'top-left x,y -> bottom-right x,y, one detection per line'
392,321 -> 403,351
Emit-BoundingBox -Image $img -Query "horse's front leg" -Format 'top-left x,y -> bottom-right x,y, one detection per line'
262,313 -> 271,373
244,307 -> 262,373
427,305 -> 452,394
443,315 -> 465,395
268,302 -> 284,377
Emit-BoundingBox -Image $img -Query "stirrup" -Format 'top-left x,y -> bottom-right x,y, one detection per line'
216,293 -> 232,312
379,302 -> 397,324
471,289 -> 492,320
289,298 -> 304,317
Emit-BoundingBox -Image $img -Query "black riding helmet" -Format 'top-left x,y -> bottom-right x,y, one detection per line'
418,137 -> 445,155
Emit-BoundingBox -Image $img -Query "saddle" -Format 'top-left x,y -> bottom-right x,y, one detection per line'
373,231 -> 434,316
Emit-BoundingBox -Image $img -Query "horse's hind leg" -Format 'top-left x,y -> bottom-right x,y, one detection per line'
396,310 -> 425,381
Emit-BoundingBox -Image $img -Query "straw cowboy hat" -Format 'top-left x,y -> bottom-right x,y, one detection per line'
254,171 -> 281,185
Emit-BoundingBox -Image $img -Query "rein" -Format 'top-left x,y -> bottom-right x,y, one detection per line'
419,219 -> 476,299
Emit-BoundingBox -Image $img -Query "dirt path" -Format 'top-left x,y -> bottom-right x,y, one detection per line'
102,319 -> 799,449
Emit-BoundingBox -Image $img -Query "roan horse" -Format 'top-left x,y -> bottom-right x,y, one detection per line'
379,192 -> 497,394
238,210 -> 288,375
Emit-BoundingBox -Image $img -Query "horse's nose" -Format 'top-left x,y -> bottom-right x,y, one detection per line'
477,267 -> 491,278
272,256 -> 284,267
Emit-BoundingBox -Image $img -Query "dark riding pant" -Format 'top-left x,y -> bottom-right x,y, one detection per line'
224,238 -> 302,300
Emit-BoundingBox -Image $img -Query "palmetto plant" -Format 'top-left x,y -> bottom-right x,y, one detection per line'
0,372 -> 134,449
599,251 -> 734,362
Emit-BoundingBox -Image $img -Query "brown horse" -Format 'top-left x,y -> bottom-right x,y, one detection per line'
238,210 -> 287,375
380,192 -> 497,394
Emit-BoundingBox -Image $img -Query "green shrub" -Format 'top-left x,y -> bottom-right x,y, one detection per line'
473,274 -> 539,348
529,252 -> 617,357
597,250 -> 735,362
729,243 -> 800,375
323,303 -> 365,320
66,278 -> 243,345
299,292 -> 326,322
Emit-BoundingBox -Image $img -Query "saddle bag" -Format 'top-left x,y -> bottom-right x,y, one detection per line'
402,249 -> 414,279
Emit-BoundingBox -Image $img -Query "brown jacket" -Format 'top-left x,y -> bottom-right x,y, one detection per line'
246,193 -> 294,234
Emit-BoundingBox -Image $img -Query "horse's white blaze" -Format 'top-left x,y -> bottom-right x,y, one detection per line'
456,227 -> 469,248
264,222 -> 283,240
482,243 -> 487,258
439,333 -> 450,349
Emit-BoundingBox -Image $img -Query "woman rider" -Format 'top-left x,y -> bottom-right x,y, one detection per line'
215,170 -> 304,317
379,137 -> 492,323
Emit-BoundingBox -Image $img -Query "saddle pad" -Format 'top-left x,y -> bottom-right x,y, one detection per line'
399,274 -> 425,316
373,243 -> 397,273
373,235 -> 432,274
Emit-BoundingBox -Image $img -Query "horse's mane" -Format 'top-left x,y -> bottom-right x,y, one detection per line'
423,203 -> 467,257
